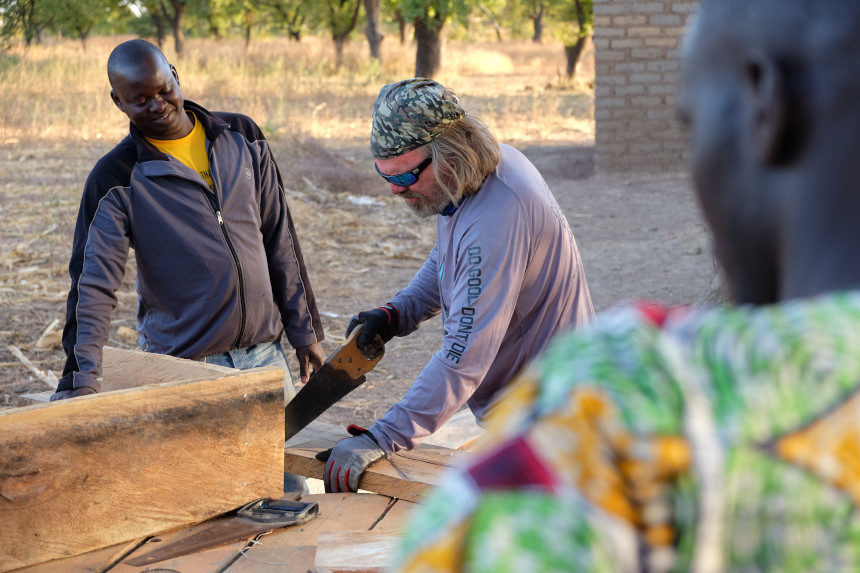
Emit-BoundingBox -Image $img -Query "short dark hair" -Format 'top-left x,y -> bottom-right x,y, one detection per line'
107,39 -> 169,89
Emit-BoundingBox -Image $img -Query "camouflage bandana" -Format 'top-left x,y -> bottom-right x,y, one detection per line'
370,78 -> 465,159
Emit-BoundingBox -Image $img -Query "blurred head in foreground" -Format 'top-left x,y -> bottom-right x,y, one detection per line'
679,0 -> 860,304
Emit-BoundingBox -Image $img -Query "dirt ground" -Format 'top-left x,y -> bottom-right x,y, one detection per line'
0,135 -> 716,424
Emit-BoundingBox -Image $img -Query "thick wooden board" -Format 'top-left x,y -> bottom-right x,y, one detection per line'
314,530 -> 401,572
284,421 -> 463,502
225,493 -> 408,573
0,367 -> 285,572
23,346 -> 239,402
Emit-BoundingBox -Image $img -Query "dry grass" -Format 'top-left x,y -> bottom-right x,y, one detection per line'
0,35 -> 594,146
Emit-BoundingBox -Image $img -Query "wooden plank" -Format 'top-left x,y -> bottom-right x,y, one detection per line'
369,499 -> 417,534
0,367 -> 285,572
314,530 -> 401,573
22,346 -> 240,402
100,345 -> 239,390
227,493 -> 393,573
284,422 -> 463,502
11,538 -> 145,573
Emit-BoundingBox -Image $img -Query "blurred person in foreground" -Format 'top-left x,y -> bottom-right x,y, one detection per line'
52,39 -> 325,402
394,0 -> 860,570
321,78 -> 594,492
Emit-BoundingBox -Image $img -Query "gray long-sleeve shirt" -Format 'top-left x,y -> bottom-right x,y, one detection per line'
369,144 -> 594,453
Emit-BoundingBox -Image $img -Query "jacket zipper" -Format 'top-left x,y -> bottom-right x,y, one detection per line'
204,149 -> 246,350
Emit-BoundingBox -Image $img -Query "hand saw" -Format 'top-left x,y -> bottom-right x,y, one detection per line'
284,325 -> 385,441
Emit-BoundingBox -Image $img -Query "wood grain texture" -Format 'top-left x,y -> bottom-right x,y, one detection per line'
100,345 -> 238,390
226,493 -> 402,573
314,530 -> 401,572
0,367 -> 285,572
369,499 -> 417,534
284,421 -> 463,502
22,346 -> 239,402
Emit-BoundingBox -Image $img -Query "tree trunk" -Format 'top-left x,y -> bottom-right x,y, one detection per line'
287,10 -> 302,41
171,20 -> 185,57
414,16 -> 443,78
333,36 -> 347,69
477,3 -> 502,42
564,34 -> 590,79
244,9 -> 254,52
78,28 -> 90,50
163,0 -> 187,58
363,0 -> 383,60
23,0 -> 37,46
532,6 -> 544,43
394,9 -> 406,44
151,12 -> 166,49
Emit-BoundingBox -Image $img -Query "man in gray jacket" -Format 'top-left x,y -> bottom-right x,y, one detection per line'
322,78 -> 594,492
52,39 -> 325,401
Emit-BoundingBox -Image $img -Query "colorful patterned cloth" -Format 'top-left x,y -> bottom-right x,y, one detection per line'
395,294 -> 860,572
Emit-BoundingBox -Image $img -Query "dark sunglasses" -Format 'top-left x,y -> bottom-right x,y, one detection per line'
375,156 -> 433,187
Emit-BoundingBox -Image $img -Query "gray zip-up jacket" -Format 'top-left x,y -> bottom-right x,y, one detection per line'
369,144 -> 594,453
57,101 -> 323,393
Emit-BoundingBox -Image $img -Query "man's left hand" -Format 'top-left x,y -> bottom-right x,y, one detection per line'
295,342 -> 325,384
317,425 -> 385,492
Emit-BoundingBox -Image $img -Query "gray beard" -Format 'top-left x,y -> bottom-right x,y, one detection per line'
402,182 -> 452,218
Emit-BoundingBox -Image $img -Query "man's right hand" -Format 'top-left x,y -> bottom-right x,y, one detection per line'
50,387 -> 97,401
346,304 -> 400,352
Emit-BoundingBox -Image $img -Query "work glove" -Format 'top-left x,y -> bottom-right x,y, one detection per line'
346,304 -> 399,353
317,424 -> 385,493
50,386 -> 97,401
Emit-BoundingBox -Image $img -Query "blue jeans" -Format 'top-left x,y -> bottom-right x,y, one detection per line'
202,339 -> 297,402
202,339 -> 307,495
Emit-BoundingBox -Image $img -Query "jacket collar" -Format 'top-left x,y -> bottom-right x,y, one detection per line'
129,100 -> 230,163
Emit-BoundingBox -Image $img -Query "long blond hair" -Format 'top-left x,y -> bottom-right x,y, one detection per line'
426,113 -> 501,204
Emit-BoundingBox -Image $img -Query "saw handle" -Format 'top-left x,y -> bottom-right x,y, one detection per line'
324,324 -> 385,379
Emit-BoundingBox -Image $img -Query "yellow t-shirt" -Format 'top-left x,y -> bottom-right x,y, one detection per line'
146,112 -> 214,189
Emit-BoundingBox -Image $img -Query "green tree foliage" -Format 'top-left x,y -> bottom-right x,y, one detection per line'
307,0 -> 361,69
258,0 -> 307,41
382,0 -> 407,44
48,0 -> 124,49
0,0 -> 50,46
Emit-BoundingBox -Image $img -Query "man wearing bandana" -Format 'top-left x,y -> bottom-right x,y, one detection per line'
321,78 -> 594,493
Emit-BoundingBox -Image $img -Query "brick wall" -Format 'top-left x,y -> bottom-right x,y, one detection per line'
594,0 -> 696,173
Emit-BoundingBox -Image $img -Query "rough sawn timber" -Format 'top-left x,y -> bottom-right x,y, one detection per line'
284,421 -> 463,502
0,366 -> 285,572
21,346 -> 238,402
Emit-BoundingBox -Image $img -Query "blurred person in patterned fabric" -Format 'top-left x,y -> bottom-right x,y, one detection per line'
393,0 -> 860,570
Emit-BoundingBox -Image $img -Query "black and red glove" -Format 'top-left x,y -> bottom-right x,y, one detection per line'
316,424 -> 385,492
345,304 -> 400,352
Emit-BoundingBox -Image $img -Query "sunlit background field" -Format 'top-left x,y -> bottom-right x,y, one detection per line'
0,35 -> 594,146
